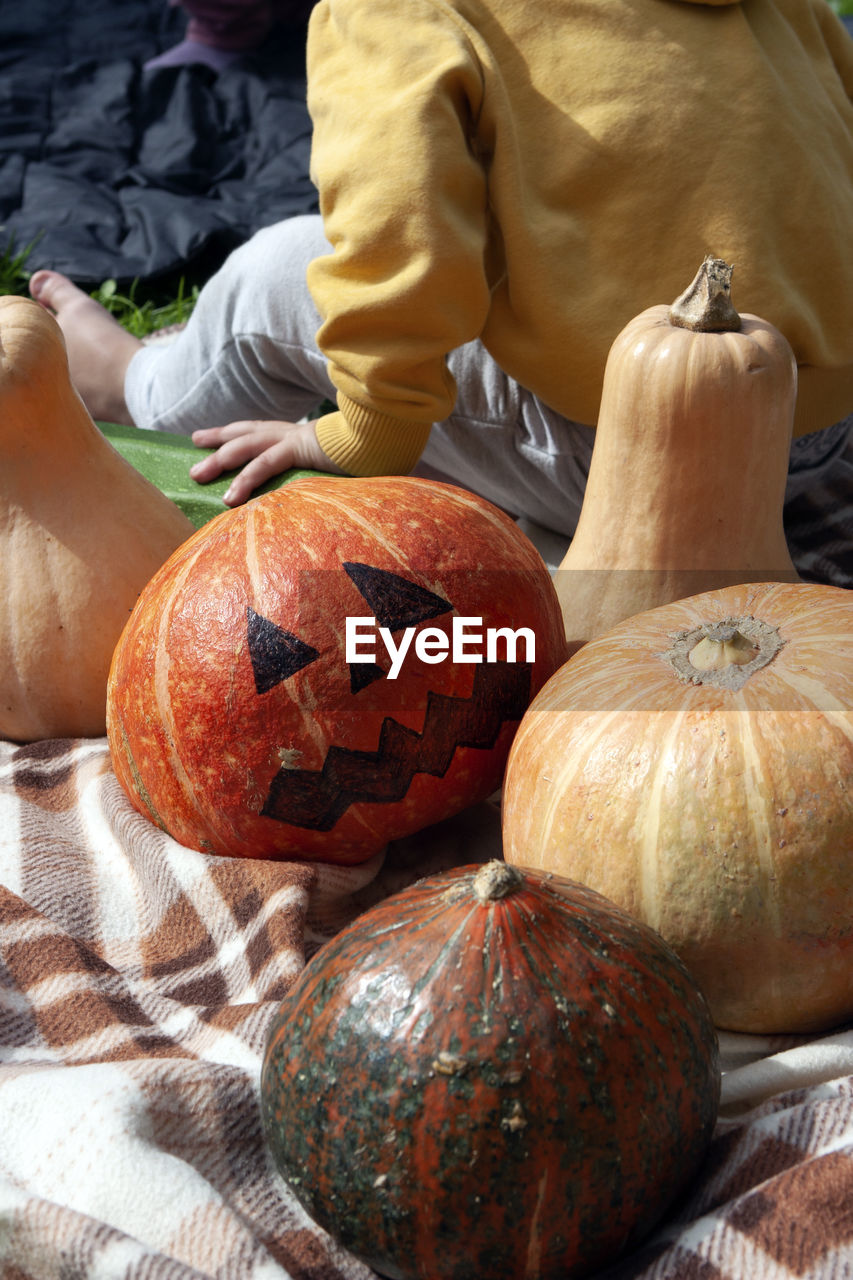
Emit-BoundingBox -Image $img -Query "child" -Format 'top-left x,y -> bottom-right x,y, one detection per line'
30,0 -> 853,584
145,0 -> 315,71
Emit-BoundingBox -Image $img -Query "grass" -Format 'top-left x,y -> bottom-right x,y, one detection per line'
0,231 -> 334,427
0,233 -> 199,337
0,235 -> 39,297
88,276 -> 200,338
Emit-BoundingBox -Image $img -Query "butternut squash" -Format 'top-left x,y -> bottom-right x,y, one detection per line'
0,295 -> 195,741
556,258 -> 799,651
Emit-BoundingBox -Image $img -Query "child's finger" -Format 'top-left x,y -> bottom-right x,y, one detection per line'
189,429 -> 287,481
222,447 -> 293,505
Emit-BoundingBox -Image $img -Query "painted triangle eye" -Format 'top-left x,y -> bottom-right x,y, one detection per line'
349,661 -> 386,694
247,607 -> 320,694
343,562 -> 452,631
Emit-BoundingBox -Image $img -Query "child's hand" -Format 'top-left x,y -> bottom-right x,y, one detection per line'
189,418 -> 344,506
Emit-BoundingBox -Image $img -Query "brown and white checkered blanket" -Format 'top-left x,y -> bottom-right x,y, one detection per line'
2,735 -> 853,1280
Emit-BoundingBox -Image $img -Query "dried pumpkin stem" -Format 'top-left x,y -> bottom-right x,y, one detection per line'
474,861 -> 524,903
669,256 -> 742,333
687,624 -> 758,672
661,615 -> 784,691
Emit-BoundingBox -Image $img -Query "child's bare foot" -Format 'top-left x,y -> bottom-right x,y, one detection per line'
28,270 -> 142,426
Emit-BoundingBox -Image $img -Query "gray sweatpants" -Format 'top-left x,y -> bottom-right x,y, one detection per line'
124,213 -> 853,581
124,214 -> 595,536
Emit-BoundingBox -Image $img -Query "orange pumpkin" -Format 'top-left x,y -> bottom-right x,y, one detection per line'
502,580 -> 853,1034
107,476 -> 567,864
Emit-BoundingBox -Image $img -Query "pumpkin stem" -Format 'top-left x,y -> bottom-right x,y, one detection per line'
473,861 -> 524,903
668,256 -> 742,333
661,615 -> 785,691
687,624 -> 758,672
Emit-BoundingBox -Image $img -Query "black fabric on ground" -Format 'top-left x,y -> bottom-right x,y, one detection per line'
0,0 -> 318,285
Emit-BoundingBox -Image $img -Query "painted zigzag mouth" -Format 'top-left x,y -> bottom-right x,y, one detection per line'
261,661 -> 532,831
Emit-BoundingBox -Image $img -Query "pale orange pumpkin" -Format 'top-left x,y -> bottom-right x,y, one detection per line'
556,258 -> 799,652
0,296 -> 195,741
502,580 -> 853,1034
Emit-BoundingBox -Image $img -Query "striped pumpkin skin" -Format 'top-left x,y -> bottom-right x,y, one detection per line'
502,581 -> 853,1034
260,861 -> 720,1280
106,476 -> 566,864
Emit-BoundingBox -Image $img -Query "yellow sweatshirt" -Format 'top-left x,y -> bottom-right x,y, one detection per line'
306,0 -> 853,475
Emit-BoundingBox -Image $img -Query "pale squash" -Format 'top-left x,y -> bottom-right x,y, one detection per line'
0,295 -> 195,742
502,580 -> 853,1034
556,258 -> 799,652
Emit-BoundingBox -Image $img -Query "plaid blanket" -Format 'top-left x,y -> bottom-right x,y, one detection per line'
2,736 -> 853,1279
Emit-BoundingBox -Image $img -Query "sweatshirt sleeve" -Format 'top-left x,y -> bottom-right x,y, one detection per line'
306,0 -> 492,476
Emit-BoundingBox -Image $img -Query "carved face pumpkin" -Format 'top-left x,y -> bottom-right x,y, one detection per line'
106,477 -> 567,864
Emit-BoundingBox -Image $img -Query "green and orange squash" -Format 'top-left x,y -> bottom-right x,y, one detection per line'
261,859 -> 720,1280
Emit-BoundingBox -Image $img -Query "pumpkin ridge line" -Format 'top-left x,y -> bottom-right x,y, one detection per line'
293,488 -> 426,567
153,546 -> 217,837
113,716 -> 167,833
734,693 -> 785,981
776,671 -> 853,727
530,705 -> 639,865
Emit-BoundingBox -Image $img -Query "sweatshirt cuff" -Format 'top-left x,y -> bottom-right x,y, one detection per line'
315,394 -> 433,475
